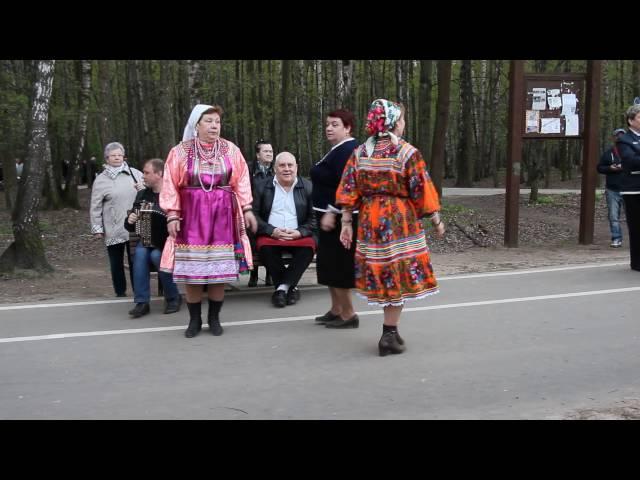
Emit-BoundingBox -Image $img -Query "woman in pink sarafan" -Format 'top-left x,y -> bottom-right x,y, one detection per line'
160,104 -> 257,339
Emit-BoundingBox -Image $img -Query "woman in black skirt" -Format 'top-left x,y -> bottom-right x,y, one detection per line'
310,109 -> 360,328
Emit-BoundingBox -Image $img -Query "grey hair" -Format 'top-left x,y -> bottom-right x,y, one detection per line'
275,151 -> 297,165
625,105 -> 640,126
104,142 -> 126,159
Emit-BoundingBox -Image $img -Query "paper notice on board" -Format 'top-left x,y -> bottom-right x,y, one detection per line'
526,110 -> 540,133
565,114 -> 579,136
540,117 -> 561,134
532,88 -> 547,110
561,94 -> 577,115
547,94 -> 562,109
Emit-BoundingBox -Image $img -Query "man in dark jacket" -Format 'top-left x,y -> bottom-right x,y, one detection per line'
125,158 -> 182,317
248,140 -> 275,287
616,104 -> 640,271
597,128 -> 626,247
253,152 -> 317,307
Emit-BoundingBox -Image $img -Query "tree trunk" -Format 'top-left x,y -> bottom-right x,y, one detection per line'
188,60 -> 203,106
298,60 -> 314,169
268,61 -> 277,149
489,60 -> 502,187
430,60 -> 452,197
247,59 -> 259,146
0,60 -> 55,273
336,59 -> 353,110
396,60 -> 407,106
96,60 -> 111,149
63,60 -> 92,209
316,60 -> 324,157
157,61 -> 176,158
418,60 -> 433,161
632,60 -> 640,100
368,60 -> 376,99
455,60 -> 474,187
256,60 -> 265,139
279,60 -> 292,150
475,60 -> 487,180
43,134 -> 62,209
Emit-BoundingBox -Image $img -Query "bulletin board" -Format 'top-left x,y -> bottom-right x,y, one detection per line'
522,74 -> 585,138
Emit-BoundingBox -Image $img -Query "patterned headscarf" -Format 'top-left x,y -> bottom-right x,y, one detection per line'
182,104 -> 214,142
364,99 -> 403,157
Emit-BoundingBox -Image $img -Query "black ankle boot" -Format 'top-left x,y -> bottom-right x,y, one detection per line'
208,300 -> 224,336
248,269 -> 258,287
185,302 -> 202,338
378,331 -> 406,356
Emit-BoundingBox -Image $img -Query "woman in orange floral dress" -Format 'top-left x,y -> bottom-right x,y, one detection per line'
336,99 -> 445,356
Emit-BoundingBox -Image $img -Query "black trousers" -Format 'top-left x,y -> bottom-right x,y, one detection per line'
106,241 -> 133,295
623,194 -> 640,271
258,245 -> 314,289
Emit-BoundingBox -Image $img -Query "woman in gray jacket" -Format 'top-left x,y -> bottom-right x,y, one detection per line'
90,142 -> 143,296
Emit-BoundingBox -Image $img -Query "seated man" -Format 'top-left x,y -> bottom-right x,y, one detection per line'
125,158 -> 182,318
253,152 -> 317,307
248,139 -> 275,287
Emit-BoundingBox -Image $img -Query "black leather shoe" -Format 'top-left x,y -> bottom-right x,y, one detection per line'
116,293 -> 127,297
378,331 -> 406,356
185,302 -> 202,338
185,319 -> 202,338
164,295 -> 182,314
209,320 -> 224,336
286,287 -> 300,305
325,314 -> 359,329
272,290 -> 287,308
129,303 -> 150,318
395,331 -> 405,346
315,311 -> 340,324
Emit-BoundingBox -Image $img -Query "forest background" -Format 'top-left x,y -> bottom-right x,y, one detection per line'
0,59 -> 636,272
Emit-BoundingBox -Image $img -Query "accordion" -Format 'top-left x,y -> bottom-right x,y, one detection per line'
134,201 -> 155,247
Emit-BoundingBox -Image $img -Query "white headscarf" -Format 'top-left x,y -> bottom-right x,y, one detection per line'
182,104 -> 214,142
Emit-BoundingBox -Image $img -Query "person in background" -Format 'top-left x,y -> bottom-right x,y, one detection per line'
15,158 -> 23,180
86,156 -> 98,188
90,142 -> 143,297
248,139 -> 274,287
125,158 -> 182,318
615,105 -> 640,271
597,128 -> 626,248
309,109 -> 359,328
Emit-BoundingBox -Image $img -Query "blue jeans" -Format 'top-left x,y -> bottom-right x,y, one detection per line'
133,243 -> 179,304
606,189 -> 624,242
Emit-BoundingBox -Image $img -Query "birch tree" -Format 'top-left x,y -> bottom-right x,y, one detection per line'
0,60 -> 56,273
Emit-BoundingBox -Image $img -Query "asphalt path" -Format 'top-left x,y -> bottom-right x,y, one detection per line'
1,261 -> 639,419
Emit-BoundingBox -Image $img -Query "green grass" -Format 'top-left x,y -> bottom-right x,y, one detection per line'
441,203 -> 473,215
39,221 -> 53,232
531,195 -> 555,205
0,221 -> 53,234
